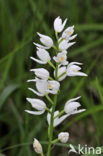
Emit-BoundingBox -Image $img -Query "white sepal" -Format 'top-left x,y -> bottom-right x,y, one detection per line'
25,98 -> 46,115
64,96 -> 86,115
37,32 -> 53,49
67,62 -> 87,77
59,40 -> 75,51
58,132 -> 69,143
54,16 -> 67,32
30,68 -> 49,80
62,25 -> 74,40
30,48 -> 51,64
47,110 -> 70,127
33,138 -> 43,154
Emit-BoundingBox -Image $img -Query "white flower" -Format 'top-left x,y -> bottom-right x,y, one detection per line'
33,138 -> 43,154
53,51 -> 68,65
30,48 -> 51,64
67,62 -> 87,77
62,25 -> 77,41
30,68 -> 49,80
58,132 -> 69,143
64,96 -> 86,115
59,40 -> 75,51
33,32 -> 53,49
54,16 -> 67,32
28,78 -> 60,96
68,144 -> 77,154
54,66 -> 67,81
25,98 -> 46,115
47,110 -> 70,127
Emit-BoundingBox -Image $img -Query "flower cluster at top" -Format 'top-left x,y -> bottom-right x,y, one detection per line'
25,16 -> 87,155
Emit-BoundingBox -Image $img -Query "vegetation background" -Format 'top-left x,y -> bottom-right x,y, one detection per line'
0,0 -> 103,155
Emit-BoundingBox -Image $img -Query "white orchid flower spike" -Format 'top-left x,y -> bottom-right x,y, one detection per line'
25,98 -> 46,115
28,78 -> 60,97
54,16 -> 67,33
30,48 -> 51,64
53,51 -> 68,66
64,96 -> 86,115
33,32 -> 53,49
30,68 -> 49,80
67,62 -> 88,77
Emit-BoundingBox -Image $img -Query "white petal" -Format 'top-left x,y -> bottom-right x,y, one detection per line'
30,56 -> 46,64
69,34 -> 77,41
37,48 -> 51,62
26,98 -> 46,110
72,109 -> 86,115
54,113 -> 70,127
37,32 -> 53,48
28,88 -> 44,97
68,96 -> 81,103
36,79 -> 48,94
33,42 -> 48,49
54,16 -> 67,32
27,79 -> 36,82
30,68 -> 49,80
59,40 -> 75,50
25,110 -> 45,115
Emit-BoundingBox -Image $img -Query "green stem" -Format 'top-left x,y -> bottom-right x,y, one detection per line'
45,94 -> 54,105
47,94 -> 57,156
54,110 -> 65,119
48,60 -> 56,70
57,72 -> 66,80
52,138 -> 59,144
41,152 -> 44,156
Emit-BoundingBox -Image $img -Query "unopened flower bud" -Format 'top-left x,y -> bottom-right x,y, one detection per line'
33,138 -> 43,154
58,132 -> 69,143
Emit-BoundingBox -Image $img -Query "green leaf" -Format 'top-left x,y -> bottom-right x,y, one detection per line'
0,84 -> 20,109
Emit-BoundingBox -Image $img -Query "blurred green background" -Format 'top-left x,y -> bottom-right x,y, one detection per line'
0,0 -> 103,155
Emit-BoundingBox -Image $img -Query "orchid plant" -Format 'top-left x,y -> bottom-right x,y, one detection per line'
25,16 -> 87,156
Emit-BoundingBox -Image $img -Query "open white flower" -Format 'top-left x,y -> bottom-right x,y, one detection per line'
25,98 -> 46,115
33,138 -> 43,154
54,66 -> 67,81
67,62 -> 87,77
53,51 -> 68,65
58,132 -> 69,143
59,40 -> 75,51
47,110 -> 70,127
30,48 -> 51,64
64,96 -> 86,115
33,32 -> 53,49
30,68 -> 49,80
54,16 -> 67,33
62,25 -> 77,41
28,78 -> 60,96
